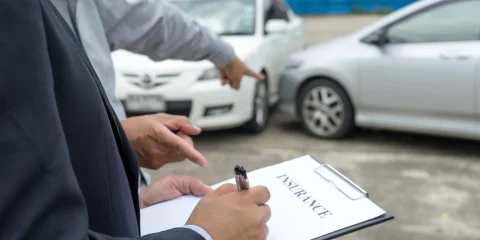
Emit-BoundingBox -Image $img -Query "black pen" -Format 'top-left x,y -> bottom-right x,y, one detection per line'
234,165 -> 250,191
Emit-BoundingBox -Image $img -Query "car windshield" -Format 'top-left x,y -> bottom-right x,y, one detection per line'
170,0 -> 256,35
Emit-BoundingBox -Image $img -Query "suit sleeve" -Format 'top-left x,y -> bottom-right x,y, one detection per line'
0,109 -> 206,240
95,0 -> 236,67
0,0 -> 204,239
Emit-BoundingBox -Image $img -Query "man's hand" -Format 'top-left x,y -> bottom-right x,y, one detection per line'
121,113 -> 207,170
186,184 -> 271,240
139,175 -> 211,209
218,56 -> 265,89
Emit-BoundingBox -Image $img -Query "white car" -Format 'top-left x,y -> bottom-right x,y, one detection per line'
112,0 -> 306,132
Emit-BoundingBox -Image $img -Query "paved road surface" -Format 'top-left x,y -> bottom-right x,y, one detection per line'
146,15 -> 480,240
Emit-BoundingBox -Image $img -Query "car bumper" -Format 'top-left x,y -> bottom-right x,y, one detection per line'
116,76 -> 256,130
278,70 -> 303,117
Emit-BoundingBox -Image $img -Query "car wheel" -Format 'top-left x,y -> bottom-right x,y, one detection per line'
243,78 -> 269,133
296,78 -> 354,139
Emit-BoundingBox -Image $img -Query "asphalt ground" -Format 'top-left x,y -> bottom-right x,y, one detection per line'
146,15 -> 480,240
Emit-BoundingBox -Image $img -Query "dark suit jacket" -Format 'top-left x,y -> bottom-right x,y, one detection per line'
0,0 -> 204,239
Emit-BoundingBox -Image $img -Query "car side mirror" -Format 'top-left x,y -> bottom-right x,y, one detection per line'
362,30 -> 388,46
265,19 -> 288,34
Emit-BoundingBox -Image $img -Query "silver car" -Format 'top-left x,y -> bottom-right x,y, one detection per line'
279,0 -> 480,140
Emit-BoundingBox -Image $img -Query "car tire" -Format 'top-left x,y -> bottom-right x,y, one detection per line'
296,78 -> 354,139
242,77 -> 269,133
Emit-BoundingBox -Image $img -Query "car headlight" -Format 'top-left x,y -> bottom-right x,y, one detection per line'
198,68 -> 220,81
284,58 -> 304,70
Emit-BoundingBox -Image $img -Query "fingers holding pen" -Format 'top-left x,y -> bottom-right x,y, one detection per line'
258,204 -> 272,223
186,165 -> 271,240
235,185 -> 271,206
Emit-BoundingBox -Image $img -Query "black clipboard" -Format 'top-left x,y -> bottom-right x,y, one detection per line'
309,156 -> 395,240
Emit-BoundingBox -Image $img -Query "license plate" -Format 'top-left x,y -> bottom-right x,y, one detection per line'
125,95 -> 166,112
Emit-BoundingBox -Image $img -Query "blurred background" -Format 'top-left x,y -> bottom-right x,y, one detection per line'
112,0 -> 480,239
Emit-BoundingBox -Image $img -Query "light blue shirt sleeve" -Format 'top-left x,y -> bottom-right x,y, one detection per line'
182,225 -> 213,240
95,0 -> 236,67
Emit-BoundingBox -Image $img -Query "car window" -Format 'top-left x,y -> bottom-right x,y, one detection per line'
263,0 -> 290,35
386,0 -> 480,44
265,0 -> 289,23
170,0 -> 256,36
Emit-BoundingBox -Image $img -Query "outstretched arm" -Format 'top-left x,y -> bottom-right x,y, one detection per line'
97,0 -> 236,67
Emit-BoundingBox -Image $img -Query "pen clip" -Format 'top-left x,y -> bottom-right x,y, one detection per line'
314,164 -> 368,200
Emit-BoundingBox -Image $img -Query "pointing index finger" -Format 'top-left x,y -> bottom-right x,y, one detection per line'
171,131 -> 207,167
245,68 -> 265,80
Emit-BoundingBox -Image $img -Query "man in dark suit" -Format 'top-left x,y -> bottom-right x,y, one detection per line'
0,0 -> 271,239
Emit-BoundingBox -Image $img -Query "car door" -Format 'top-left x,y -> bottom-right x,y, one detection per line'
270,0 -> 304,55
286,10 -> 307,53
358,0 -> 480,137
263,1 -> 289,100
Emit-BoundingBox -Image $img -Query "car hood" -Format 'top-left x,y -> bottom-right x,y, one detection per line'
112,36 -> 261,72
297,37 -> 355,58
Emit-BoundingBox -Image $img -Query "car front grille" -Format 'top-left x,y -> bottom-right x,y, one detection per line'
122,72 -> 180,90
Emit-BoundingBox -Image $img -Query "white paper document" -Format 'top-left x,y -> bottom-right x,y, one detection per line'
140,155 -> 387,239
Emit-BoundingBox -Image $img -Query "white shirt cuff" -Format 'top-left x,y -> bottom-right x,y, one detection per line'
182,225 -> 212,240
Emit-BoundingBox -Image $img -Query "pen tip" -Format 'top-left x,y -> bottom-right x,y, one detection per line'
234,165 -> 247,176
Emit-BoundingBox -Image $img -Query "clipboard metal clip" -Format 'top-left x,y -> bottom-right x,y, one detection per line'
314,164 -> 369,201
